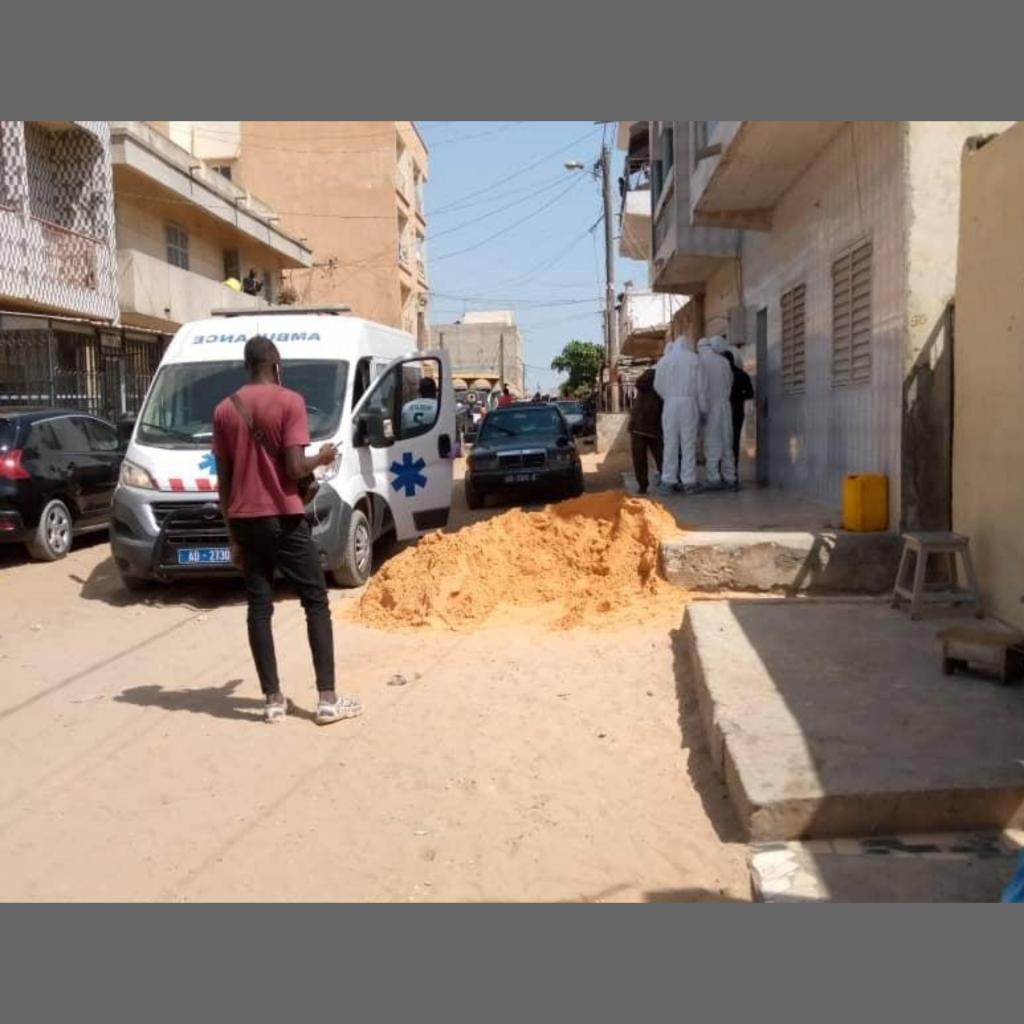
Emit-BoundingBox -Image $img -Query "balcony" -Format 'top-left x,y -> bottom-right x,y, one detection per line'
118,248 -> 267,329
691,121 -> 845,229
110,121 -> 311,268
0,207 -> 117,321
619,290 -> 685,359
650,141 -> 740,295
619,187 -> 651,260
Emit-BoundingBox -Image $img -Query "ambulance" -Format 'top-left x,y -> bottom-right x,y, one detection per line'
109,307 -> 455,591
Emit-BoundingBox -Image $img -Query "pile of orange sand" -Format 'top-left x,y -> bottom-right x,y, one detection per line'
353,491 -> 685,631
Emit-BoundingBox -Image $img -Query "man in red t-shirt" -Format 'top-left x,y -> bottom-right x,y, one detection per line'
212,336 -> 362,726
497,384 -> 513,407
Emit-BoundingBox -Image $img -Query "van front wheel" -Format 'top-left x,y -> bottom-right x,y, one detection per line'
331,508 -> 372,588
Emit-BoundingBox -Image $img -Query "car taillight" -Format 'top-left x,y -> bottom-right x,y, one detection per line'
0,450 -> 30,480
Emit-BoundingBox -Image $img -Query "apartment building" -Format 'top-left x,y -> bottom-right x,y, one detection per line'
429,311 -> 526,398
111,122 -> 312,333
637,119 -> 1012,530
0,120 -> 139,419
161,122 -> 430,344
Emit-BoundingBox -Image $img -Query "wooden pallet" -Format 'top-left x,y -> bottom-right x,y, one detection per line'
937,625 -> 1024,684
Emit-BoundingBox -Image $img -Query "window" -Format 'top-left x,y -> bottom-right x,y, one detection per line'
780,284 -> 806,396
51,417 -> 93,452
832,240 -> 872,387
211,164 -> 232,181
223,249 -> 240,282
82,418 -> 120,452
363,358 -> 441,442
694,121 -> 722,162
661,125 -> 674,174
137,359 -> 349,449
25,421 -> 61,455
165,222 -> 189,270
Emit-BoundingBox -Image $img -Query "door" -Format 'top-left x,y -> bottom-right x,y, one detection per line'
351,350 -> 455,540
755,307 -> 769,487
80,417 -> 124,513
50,416 -> 107,520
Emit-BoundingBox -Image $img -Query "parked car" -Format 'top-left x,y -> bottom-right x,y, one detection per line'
464,403 -> 584,509
0,408 -> 125,560
555,400 -> 589,437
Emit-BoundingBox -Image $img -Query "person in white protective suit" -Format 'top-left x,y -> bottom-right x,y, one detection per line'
699,336 -> 738,489
654,334 -> 706,493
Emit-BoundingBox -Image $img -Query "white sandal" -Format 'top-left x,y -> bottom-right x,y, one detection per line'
315,695 -> 363,726
264,698 -> 289,724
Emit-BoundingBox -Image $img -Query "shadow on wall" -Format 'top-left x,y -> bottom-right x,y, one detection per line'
901,303 -> 954,532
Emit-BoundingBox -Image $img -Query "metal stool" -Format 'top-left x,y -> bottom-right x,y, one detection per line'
891,532 -> 983,620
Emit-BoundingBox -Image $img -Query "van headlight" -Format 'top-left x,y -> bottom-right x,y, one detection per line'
550,450 -> 573,466
120,460 -> 158,490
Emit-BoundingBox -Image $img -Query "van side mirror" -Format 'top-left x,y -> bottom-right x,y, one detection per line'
116,417 -> 135,448
355,408 -> 394,449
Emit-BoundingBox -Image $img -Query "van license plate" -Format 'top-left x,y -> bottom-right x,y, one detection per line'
504,472 -> 537,484
177,547 -> 231,565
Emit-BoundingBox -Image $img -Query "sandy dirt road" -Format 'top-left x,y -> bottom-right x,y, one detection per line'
0,451 -> 749,902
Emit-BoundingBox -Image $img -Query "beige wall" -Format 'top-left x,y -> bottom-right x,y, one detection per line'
952,123 -> 1024,630
113,169 -> 290,328
702,261 -> 741,339
231,121 -> 428,333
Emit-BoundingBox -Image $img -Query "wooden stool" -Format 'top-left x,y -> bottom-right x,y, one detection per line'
938,626 -> 1024,684
890,531 -> 983,620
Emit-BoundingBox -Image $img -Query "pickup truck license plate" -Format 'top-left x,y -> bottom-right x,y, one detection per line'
177,547 -> 231,565
504,472 -> 537,484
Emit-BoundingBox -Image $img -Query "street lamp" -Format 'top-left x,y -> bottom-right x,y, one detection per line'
564,160 -> 586,172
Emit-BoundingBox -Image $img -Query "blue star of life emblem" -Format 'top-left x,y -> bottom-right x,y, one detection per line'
390,451 -> 427,497
199,451 -> 217,475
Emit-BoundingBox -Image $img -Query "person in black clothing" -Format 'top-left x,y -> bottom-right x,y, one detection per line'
722,351 -> 754,470
243,268 -> 263,296
627,367 -> 663,495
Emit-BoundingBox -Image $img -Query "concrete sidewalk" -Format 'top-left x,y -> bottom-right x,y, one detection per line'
683,600 -> 1024,841
750,831 -> 1023,902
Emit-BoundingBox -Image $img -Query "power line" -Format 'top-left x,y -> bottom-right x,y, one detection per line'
431,175 -> 587,262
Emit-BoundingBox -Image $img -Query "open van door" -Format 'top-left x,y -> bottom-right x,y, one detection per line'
351,349 -> 455,540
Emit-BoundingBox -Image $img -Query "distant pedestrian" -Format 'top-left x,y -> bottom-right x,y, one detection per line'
627,368 -> 663,495
212,336 -> 363,726
722,350 -> 754,470
498,384 -> 513,407
242,268 -> 263,296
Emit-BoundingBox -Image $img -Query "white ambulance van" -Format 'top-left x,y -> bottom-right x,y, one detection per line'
110,307 -> 455,591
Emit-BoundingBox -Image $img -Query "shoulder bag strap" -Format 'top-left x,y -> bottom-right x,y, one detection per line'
230,392 -> 280,458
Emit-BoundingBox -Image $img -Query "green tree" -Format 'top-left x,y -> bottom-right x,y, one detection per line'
551,339 -> 604,397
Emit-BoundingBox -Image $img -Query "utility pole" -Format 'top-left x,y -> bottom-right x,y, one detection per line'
600,144 -> 620,413
499,331 -> 505,396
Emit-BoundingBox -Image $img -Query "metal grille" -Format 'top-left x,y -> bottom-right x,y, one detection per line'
0,327 -> 163,421
832,240 -> 873,387
781,283 -> 806,396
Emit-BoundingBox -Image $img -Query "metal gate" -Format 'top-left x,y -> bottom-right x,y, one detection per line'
0,326 -> 163,421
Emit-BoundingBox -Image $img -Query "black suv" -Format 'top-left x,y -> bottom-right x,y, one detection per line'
464,403 -> 584,509
0,408 -> 124,560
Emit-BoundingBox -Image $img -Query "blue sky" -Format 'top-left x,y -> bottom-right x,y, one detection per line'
418,121 -> 648,394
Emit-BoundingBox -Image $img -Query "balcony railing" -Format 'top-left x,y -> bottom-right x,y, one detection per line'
35,217 -> 100,291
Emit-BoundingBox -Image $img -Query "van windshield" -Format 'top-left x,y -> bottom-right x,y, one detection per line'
137,360 -> 349,449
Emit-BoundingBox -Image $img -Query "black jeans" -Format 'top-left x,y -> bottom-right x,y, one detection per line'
731,407 -> 745,468
231,515 -> 335,696
630,432 -> 664,491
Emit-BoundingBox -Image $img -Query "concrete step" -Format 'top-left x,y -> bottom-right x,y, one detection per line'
750,831 -> 1023,902
684,600 -> 1024,842
662,530 -> 900,594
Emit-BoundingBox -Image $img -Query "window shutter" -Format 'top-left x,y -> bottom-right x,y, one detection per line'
781,283 -> 806,396
832,240 -> 872,387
